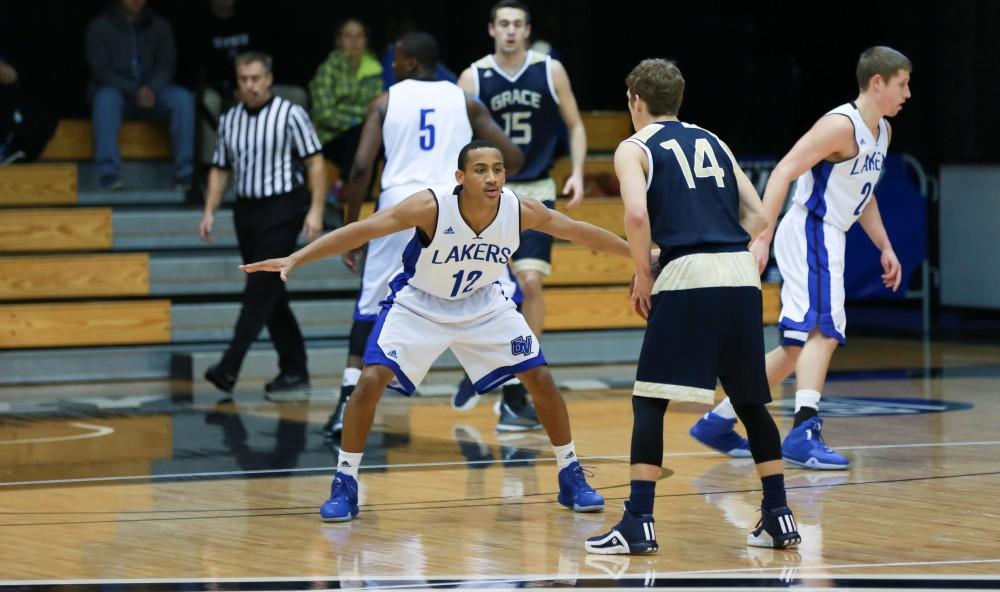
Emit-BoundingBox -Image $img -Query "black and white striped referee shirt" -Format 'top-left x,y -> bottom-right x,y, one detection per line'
212,95 -> 322,198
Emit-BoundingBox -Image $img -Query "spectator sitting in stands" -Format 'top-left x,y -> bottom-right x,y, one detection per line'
198,0 -> 307,167
85,0 -> 194,191
308,19 -> 382,193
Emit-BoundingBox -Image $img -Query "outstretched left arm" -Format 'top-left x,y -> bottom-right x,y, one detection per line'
520,197 -> 629,256
858,195 -> 902,292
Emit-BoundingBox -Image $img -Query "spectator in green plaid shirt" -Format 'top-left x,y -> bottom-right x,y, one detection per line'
309,19 -> 383,184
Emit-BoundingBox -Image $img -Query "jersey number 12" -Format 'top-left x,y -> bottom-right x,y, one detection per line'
450,269 -> 483,297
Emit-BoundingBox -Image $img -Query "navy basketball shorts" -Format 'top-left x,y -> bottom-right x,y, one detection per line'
633,251 -> 771,406
508,178 -> 557,276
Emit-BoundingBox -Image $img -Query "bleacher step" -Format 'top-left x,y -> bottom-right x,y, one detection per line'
114,209 -> 236,250
171,300 -> 354,342
149,252 -> 359,295
79,188 -> 187,206
77,161 -> 176,191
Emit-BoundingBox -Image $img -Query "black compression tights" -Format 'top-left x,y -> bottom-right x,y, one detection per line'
628,397 -> 783,466
732,402 -> 782,464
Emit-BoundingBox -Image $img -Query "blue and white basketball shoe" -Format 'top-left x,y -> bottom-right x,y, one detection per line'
320,472 -> 359,522
781,417 -> 849,470
689,412 -> 752,458
451,375 -> 480,412
557,461 -> 605,512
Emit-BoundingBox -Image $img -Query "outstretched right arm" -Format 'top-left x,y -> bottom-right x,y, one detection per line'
241,190 -> 436,281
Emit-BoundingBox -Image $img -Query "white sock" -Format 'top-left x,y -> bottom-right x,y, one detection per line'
794,389 -> 821,413
711,397 -> 738,420
337,450 -> 363,479
552,441 -> 577,470
342,367 -> 362,387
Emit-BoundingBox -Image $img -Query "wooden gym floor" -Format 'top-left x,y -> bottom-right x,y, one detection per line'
1,336 -> 999,590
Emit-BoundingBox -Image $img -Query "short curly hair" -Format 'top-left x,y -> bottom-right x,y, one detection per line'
626,59 -> 685,117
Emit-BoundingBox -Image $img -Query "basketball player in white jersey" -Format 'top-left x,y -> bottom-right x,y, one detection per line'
321,32 -> 523,439
452,0 -> 588,430
242,140 -> 632,522
690,46 -> 910,469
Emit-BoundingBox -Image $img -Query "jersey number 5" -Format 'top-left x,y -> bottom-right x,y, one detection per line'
660,138 -> 725,189
419,108 -> 436,150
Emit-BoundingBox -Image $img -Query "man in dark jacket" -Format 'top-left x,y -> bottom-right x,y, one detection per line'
85,0 -> 194,190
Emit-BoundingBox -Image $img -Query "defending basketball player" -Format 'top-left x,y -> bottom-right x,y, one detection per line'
242,140 -> 631,522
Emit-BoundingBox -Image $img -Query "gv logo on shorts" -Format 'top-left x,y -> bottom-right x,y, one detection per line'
510,335 -> 533,356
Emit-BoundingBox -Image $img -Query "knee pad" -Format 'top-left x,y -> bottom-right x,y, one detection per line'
348,319 -> 376,358
630,396 -> 669,466
733,402 -> 782,464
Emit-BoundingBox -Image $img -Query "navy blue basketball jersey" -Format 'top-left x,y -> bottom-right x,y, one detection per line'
472,51 -> 562,182
625,121 -> 750,259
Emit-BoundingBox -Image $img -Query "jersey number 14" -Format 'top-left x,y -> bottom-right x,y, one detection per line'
660,138 -> 726,189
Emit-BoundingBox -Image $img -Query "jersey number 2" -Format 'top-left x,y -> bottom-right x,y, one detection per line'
660,138 -> 726,189
854,182 -> 873,216
419,108 -> 436,150
450,269 -> 483,297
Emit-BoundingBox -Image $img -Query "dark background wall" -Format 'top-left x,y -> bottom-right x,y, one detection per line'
2,0 -> 998,165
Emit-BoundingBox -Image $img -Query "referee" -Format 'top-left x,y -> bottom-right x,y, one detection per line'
199,51 -> 325,395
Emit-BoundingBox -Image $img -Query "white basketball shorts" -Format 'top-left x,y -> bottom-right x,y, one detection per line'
362,288 -> 546,395
773,203 -> 847,346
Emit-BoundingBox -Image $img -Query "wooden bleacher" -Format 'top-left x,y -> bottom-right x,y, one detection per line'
581,111 -> 634,151
0,164 -> 77,206
0,208 -> 112,252
39,119 -> 172,161
0,254 -> 149,300
1,120 -> 170,349
1,111 -> 779,357
0,300 -> 171,348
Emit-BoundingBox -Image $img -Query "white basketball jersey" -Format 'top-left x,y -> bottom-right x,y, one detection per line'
386,185 -> 521,323
790,102 -> 890,232
380,80 -> 473,191
406,186 -> 520,300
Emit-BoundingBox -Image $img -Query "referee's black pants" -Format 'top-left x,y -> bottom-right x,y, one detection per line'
219,189 -> 308,377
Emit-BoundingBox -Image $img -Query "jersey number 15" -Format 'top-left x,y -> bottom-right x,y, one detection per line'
501,111 -> 532,144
